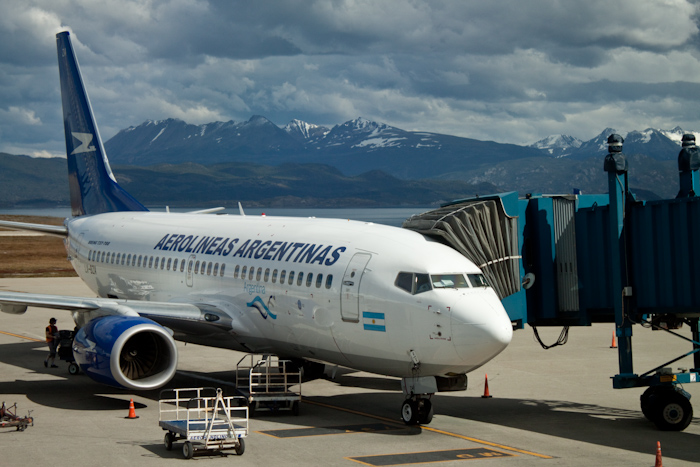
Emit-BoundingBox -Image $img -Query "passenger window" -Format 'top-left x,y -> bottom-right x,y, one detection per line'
173,259 -> 178,271
137,255 -> 142,267
241,266 -> 247,279
111,253 -> 116,264
207,262 -> 212,275
297,272 -> 304,286
194,261 -> 200,274
280,270 -> 286,283
161,257 -> 166,270
256,268 -> 262,281
201,261 -> 207,275
249,267 -> 254,281
126,254 -> 131,265
116,253 -> 120,264
264,268 -> 270,282
306,273 -> 313,287
288,271 -> 295,285
213,263 -> 219,276
234,265 -> 240,279
325,274 -> 333,289
167,258 -> 172,271
180,261 -> 185,272
468,273 -> 489,287
148,256 -> 154,268
187,260 -> 193,273
220,264 -> 225,277
316,274 -> 323,288
272,269 -> 278,283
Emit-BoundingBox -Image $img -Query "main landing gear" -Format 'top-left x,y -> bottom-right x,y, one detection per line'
401,396 -> 434,425
640,385 -> 693,431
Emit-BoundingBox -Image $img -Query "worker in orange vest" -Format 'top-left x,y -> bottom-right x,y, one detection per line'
44,317 -> 59,368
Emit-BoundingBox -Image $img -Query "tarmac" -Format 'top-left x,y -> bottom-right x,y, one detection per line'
1,276 -> 699,466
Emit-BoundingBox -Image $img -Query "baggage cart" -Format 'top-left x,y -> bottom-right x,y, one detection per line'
158,387 -> 248,459
235,354 -> 302,416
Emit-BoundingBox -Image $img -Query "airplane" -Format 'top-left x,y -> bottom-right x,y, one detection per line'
0,31 -> 512,426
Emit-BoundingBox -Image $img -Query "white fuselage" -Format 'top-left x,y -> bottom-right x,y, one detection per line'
65,211 -> 512,378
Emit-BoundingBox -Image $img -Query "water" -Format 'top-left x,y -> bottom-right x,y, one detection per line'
0,206 -> 435,228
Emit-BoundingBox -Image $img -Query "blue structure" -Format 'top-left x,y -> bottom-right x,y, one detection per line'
404,133 -> 700,431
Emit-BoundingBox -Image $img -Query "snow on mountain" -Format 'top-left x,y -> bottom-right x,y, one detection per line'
530,134 -> 583,158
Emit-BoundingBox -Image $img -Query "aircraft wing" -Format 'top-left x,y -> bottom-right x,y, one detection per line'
0,220 -> 68,237
0,291 -> 246,338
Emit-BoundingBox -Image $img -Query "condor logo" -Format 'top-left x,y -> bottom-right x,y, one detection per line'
71,132 -> 96,154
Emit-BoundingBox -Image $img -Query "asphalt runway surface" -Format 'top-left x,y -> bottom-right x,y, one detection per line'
1,277 -> 699,466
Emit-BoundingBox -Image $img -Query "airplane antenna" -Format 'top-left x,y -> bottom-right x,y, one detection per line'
166,206 -> 170,213
238,202 -> 246,216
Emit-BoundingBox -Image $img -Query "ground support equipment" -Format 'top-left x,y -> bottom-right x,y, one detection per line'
0,401 -> 33,431
56,329 -> 79,375
235,354 -> 301,416
158,387 -> 248,459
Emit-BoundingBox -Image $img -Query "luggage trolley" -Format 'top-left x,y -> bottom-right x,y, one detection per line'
158,387 -> 248,459
235,354 -> 302,416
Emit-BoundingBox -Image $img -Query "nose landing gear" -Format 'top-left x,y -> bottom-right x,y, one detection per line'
401,397 -> 434,425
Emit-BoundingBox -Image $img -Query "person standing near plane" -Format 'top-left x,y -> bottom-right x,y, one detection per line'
44,317 -> 59,368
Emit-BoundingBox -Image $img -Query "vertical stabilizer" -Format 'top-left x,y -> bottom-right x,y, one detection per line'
56,31 -> 148,217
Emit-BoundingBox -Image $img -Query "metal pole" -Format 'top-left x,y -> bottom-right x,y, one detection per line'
604,134 -> 635,385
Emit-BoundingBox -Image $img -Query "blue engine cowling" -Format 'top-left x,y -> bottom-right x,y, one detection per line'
72,315 -> 178,390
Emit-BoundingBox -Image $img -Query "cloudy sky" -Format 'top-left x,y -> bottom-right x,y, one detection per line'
1,0 -> 699,157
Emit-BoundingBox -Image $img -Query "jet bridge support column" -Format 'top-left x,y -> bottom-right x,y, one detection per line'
677,133 -> 700,198
604,134 -> 635,385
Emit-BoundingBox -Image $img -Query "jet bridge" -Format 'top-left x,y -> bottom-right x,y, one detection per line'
403,133 -> 700,431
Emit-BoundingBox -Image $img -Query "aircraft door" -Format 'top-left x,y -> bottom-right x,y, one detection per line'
186,254 -> 195,287
340,253 -> 371,322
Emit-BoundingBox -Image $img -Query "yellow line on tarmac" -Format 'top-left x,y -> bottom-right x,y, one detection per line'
421,426 -> 553,459
0,330 -> 44,342
304,398 -> 553,459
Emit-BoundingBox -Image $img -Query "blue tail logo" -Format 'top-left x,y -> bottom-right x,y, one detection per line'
56,31 -> 148,217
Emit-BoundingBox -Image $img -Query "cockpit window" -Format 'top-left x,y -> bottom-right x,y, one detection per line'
468,273 -> 489,287
395,272 -> 432,295
431,274 -> 469,289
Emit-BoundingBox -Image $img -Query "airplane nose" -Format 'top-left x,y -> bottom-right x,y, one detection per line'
451,291 -> 513,366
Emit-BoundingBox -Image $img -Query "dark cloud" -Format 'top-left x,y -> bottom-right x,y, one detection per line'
0,0 -> 699,157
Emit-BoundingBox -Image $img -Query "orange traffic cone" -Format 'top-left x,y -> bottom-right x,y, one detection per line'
481,374 -> 492,398
610,330 -> 617,348
655,441 -> 662,467
125,399 -> 139,419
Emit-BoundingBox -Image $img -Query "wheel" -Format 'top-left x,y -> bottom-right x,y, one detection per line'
401,399 -> 419,425
653,390 -> 693,431
417,399 -> 434,425
291,400 -> 300,416
235,437 -> 245,456
640,386 -> 656,422
182,441 -> 193,459
164,432 -> 173,451
68,362 -> 80,375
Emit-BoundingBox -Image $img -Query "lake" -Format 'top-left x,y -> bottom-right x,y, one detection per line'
0,206 -> 436,228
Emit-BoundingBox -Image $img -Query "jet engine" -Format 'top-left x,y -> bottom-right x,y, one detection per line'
72,315 -> 178,390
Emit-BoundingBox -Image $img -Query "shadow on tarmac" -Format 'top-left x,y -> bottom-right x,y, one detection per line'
3,340 -> 700,462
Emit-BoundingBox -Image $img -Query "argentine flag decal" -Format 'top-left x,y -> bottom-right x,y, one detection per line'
362,311 -> 386,332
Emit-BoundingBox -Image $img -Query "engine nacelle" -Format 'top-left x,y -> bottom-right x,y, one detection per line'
72,315 -> 178,390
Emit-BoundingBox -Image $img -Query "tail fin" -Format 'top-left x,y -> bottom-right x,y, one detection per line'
56,31 -> 148,217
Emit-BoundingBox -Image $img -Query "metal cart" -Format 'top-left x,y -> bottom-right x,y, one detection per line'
0,401 -> 33,431
235,354 -> 302,416
56,329 -> 79,375
158,387 -> 248,459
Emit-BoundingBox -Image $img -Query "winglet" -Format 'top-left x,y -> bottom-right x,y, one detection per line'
56,31 -> 148,217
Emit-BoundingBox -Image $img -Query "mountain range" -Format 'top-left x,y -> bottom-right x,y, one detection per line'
104,116 -> 697,200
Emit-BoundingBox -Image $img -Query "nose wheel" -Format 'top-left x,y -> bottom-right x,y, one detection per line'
401,397 -> 434,425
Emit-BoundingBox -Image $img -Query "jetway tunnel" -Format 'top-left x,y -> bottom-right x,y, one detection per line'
403,133 -> 700,431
